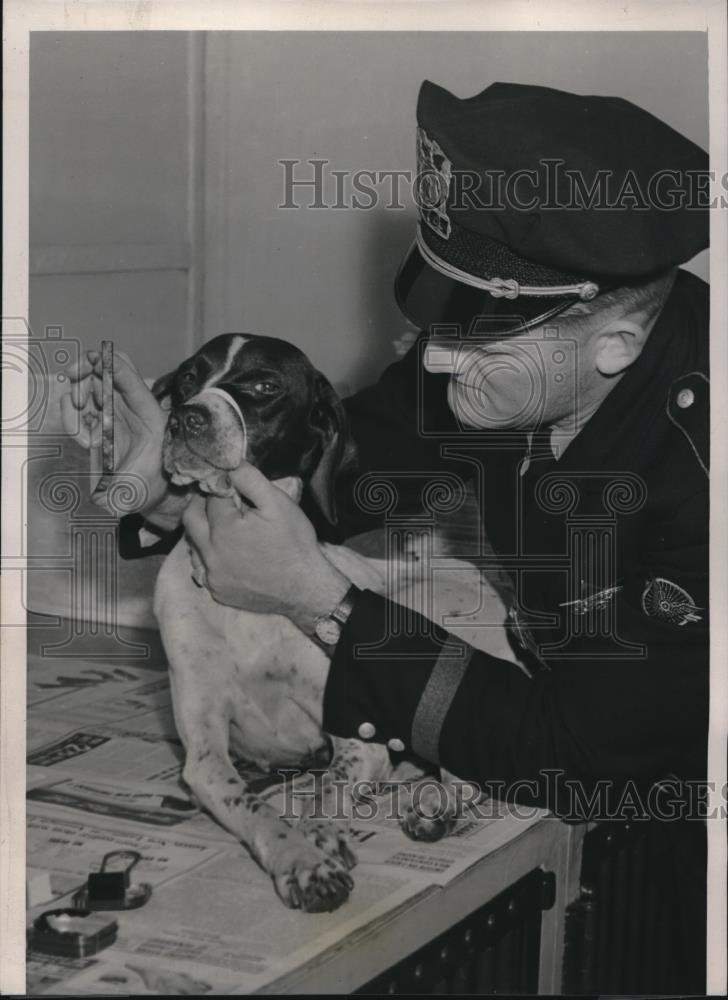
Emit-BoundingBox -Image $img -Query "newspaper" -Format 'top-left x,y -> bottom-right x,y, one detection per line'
28,653 -> 178,737
26,654 -> 548,994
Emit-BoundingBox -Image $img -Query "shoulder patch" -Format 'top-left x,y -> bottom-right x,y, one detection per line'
641,577 -> 702,625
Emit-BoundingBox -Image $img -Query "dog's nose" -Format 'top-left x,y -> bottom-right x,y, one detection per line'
168,406 -> 209,438
181,407 -> 209,436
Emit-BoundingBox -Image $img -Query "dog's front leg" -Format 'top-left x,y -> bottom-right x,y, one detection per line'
299,739 -> 391,867
157,574 -> 353,909
178,710 -> 354,912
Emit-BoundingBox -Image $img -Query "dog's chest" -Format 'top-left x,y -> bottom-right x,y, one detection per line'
224,610 -> 329,762
155,541 -> 329,769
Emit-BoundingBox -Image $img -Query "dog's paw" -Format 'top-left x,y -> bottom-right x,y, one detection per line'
400,785 -> 458,843
272,843 -> 354,913
300,818 -> 357,871
400,805 -> 457,842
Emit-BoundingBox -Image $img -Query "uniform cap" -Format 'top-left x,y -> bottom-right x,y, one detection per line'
395,81 -> 709,333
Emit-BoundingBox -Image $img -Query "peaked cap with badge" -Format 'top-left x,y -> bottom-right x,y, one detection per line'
395,80 -> 709,333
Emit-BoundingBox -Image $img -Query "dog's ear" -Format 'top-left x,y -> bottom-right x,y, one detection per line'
151,369 -> 177,410
307,373 -> 356,525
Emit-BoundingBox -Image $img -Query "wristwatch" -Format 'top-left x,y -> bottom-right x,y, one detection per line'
312,585 -> 361,652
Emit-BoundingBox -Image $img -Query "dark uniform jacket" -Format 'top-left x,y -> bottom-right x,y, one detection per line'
325,269 -> 709,800
325,268 -> 709,991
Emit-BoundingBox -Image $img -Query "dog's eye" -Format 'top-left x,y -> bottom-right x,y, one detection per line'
175,370 -> 198,402
251,381 -> 280,397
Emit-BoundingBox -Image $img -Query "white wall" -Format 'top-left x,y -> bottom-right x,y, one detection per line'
30,31 -> 709,391
30,32 -> 201,379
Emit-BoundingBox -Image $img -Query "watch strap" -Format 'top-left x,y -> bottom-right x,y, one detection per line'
328,585 -> 361,626
312,584 -> 362,650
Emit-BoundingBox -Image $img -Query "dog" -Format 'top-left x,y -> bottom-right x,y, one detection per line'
152,333 -> 520,913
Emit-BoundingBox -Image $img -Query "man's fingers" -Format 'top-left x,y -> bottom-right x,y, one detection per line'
68,349 -> 160,423
66,357 -> 97,411
67,352 -> 95,384
205,494 -> 250,544
69,373 -> 94,411
91,371 -> 103,409
89,348 -> 161,422
188,542 -> 208,588
60,392 -> 93,447
181,495 -> 211,552
227,462 -> 282,514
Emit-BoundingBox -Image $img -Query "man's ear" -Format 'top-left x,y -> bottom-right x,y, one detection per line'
151,369 -> 177,410
307,372 -> 356,525
594,318 -> 650,377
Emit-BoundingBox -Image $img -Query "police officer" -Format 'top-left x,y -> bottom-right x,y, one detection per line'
65,81 -> 710,991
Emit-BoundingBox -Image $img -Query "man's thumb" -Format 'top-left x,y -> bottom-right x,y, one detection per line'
226,462 -> 278,511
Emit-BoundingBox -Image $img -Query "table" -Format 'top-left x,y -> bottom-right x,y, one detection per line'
26,620 -> 584,995
264,815 -> 584,994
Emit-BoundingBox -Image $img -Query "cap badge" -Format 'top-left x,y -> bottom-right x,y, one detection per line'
416,126 -> 452,240
641,577 -> 702,625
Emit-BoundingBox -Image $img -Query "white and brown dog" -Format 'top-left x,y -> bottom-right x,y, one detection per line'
152,334 -> 518,913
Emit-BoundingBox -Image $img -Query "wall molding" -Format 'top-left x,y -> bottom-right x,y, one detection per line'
30,243 -> 190,277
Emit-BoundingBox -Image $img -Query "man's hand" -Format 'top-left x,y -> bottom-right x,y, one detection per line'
183,463 -> 351,633
61,349 -> 185,527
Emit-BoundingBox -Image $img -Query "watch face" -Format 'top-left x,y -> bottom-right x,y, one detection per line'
315,617 -> 342,646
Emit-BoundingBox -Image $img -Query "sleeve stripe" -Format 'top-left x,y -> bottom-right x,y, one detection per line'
411,637 -> 473,763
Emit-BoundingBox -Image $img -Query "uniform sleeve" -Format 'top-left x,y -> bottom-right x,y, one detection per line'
323,496 -> 708,796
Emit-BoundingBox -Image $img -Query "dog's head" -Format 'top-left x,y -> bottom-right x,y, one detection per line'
154,333 -> 354,523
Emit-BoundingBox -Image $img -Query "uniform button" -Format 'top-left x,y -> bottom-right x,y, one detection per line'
387,737 -> 405,752
358,722 -> 376,740
676,388 -> 695,409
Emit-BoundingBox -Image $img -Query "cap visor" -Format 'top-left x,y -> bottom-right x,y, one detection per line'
394,241 -> 574,336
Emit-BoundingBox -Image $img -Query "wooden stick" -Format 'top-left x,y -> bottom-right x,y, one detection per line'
101,340 -> 114,475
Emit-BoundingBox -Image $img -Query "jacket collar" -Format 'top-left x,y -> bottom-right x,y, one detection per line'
542,269 -> 708,476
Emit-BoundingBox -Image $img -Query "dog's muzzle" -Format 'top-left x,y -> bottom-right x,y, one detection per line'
199,387 -> 248,458
164,386 -> 249,493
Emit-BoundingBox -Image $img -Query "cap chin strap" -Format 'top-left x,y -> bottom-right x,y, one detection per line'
416,226 -> 600,301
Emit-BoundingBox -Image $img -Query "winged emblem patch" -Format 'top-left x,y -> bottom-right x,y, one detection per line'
641,577 -> 702,625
